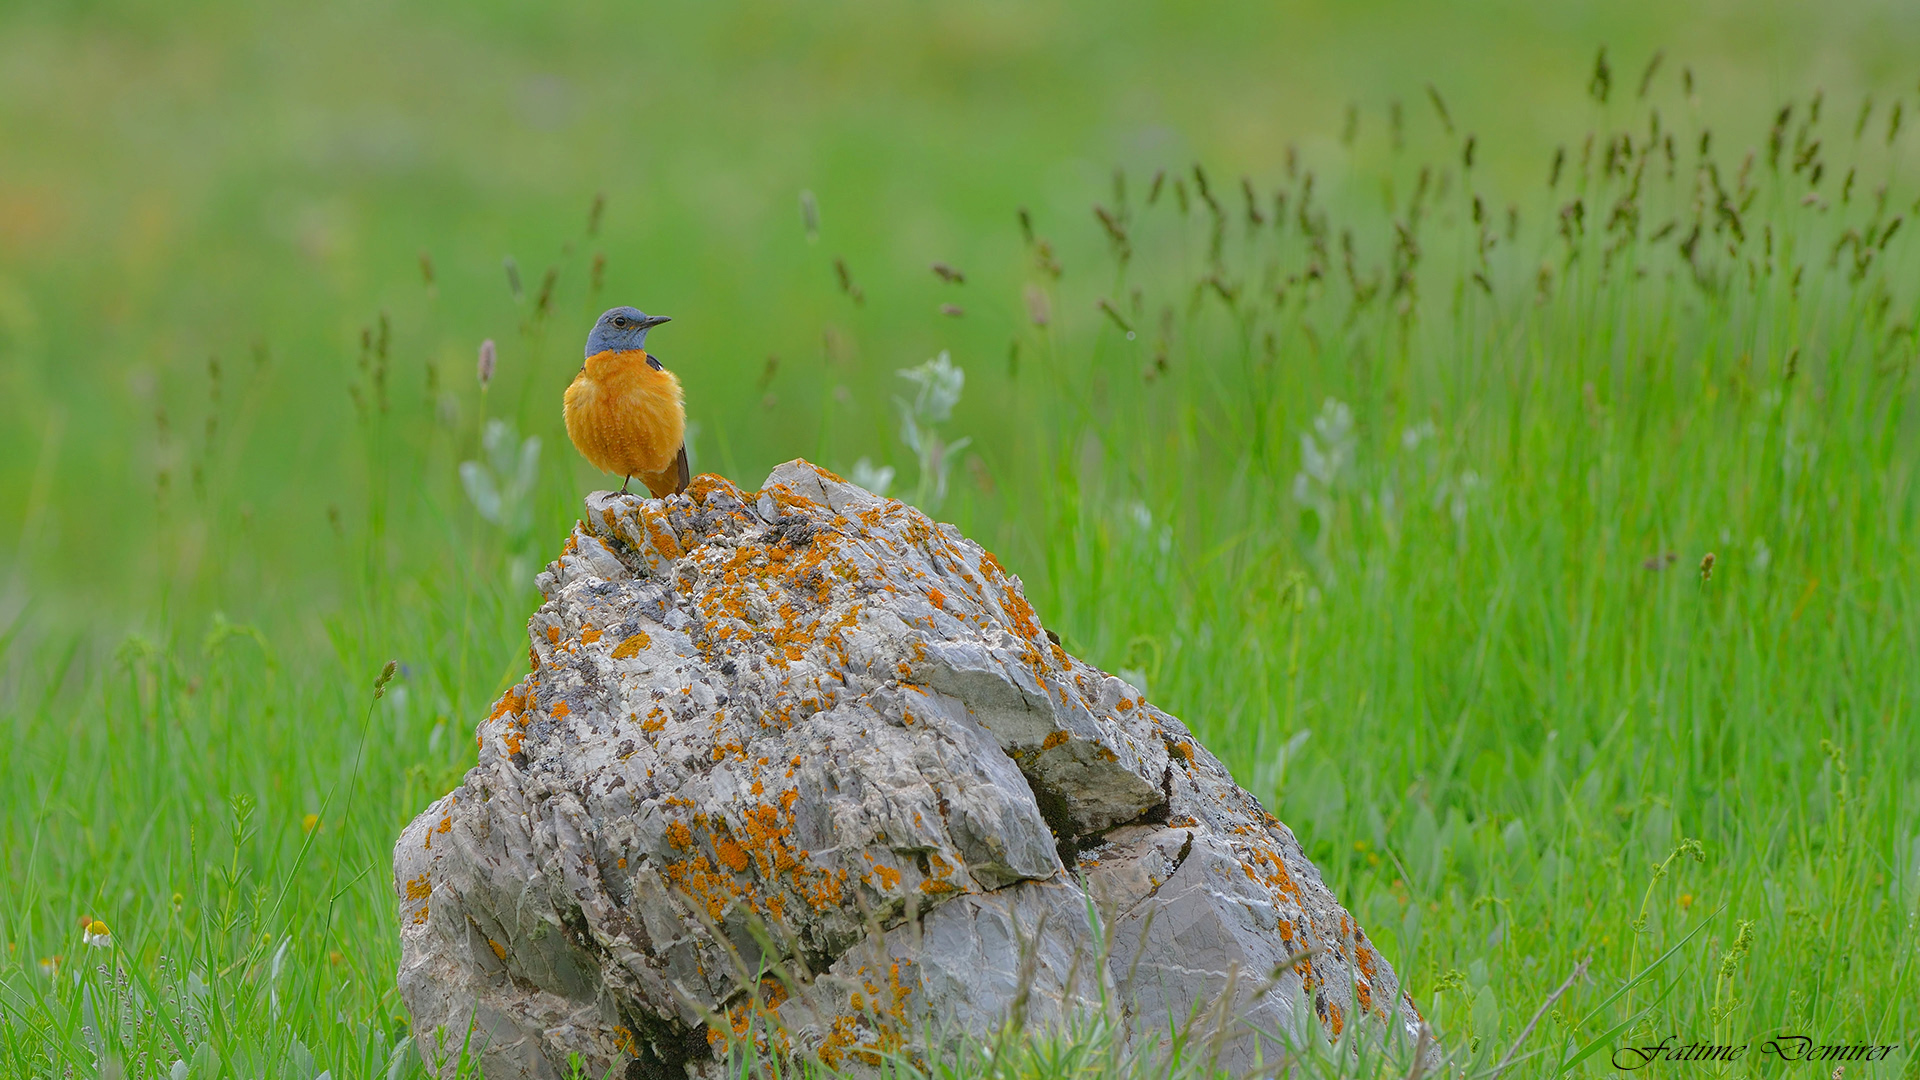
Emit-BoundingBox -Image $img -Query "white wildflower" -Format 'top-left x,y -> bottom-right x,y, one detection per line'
893,352 -> 971,510
848,458 -> 895,497
460,419 -> 541,539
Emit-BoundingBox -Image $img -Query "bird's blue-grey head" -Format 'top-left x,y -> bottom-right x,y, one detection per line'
585,306 -> 671,358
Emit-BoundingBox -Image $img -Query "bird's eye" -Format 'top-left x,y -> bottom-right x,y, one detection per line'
613,316 -> 628,328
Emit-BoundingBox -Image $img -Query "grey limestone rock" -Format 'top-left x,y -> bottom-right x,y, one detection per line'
394,461 -> 1425,1078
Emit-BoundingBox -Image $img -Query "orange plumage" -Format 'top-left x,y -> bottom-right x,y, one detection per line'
564,349 -> 689,498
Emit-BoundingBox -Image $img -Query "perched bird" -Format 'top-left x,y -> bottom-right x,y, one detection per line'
564,306 -> 690,498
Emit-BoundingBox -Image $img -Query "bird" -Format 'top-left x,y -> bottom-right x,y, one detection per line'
564,306 -> 690,498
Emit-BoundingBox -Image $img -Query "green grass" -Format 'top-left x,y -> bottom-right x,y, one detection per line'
4,2 -> 1920,1076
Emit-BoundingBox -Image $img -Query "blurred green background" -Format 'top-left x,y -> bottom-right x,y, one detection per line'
3,1 -> 1919,1076
4,0 -> 1918,625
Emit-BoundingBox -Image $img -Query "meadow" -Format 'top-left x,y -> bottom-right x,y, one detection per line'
2,2 -> 1918,1076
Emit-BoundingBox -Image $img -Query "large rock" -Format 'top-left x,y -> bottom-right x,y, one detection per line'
394,461 -> 1424,1078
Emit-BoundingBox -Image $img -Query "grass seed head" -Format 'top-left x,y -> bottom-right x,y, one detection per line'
1877,216 -> 1902,249
1024,284 -> 1050,327
477,339 -> 496,391
1426,83 -> 1454,134
535,266 -> 558,316
799,189 -> 819,241
1637,49 -> 1664,99
834,257 -> 865,305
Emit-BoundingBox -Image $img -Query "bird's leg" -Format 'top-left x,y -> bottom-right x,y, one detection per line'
620,475 -> 632,495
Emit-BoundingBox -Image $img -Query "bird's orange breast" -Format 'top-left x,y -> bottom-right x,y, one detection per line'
564,350 -> 686,479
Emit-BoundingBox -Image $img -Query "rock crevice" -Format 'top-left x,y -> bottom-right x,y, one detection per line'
395,461 -> 1423,1078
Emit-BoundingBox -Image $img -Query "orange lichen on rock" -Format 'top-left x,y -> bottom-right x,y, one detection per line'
814,959 -> 916,1070
706,977 -> 796,1054
714,833 -> 750,873
644,514 -> 683,560
999,586 -> 1043,643
488,682 -> 531,721
1354,943 -> 1385,1016
663,852 -> 738,921
396,463 -> 1420,1071
1244,842 -> 1303,901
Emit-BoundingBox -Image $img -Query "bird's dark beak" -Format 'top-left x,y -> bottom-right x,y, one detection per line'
641,315 -> 672,329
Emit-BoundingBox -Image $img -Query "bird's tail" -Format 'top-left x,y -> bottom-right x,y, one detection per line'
642,445 -> 692,498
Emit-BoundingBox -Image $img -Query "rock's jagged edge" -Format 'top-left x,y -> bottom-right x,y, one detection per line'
394,461 -> 1426,1079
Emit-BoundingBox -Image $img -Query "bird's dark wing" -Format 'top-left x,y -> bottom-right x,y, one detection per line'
646,351 -> 665,372
673,444 -> 690,494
